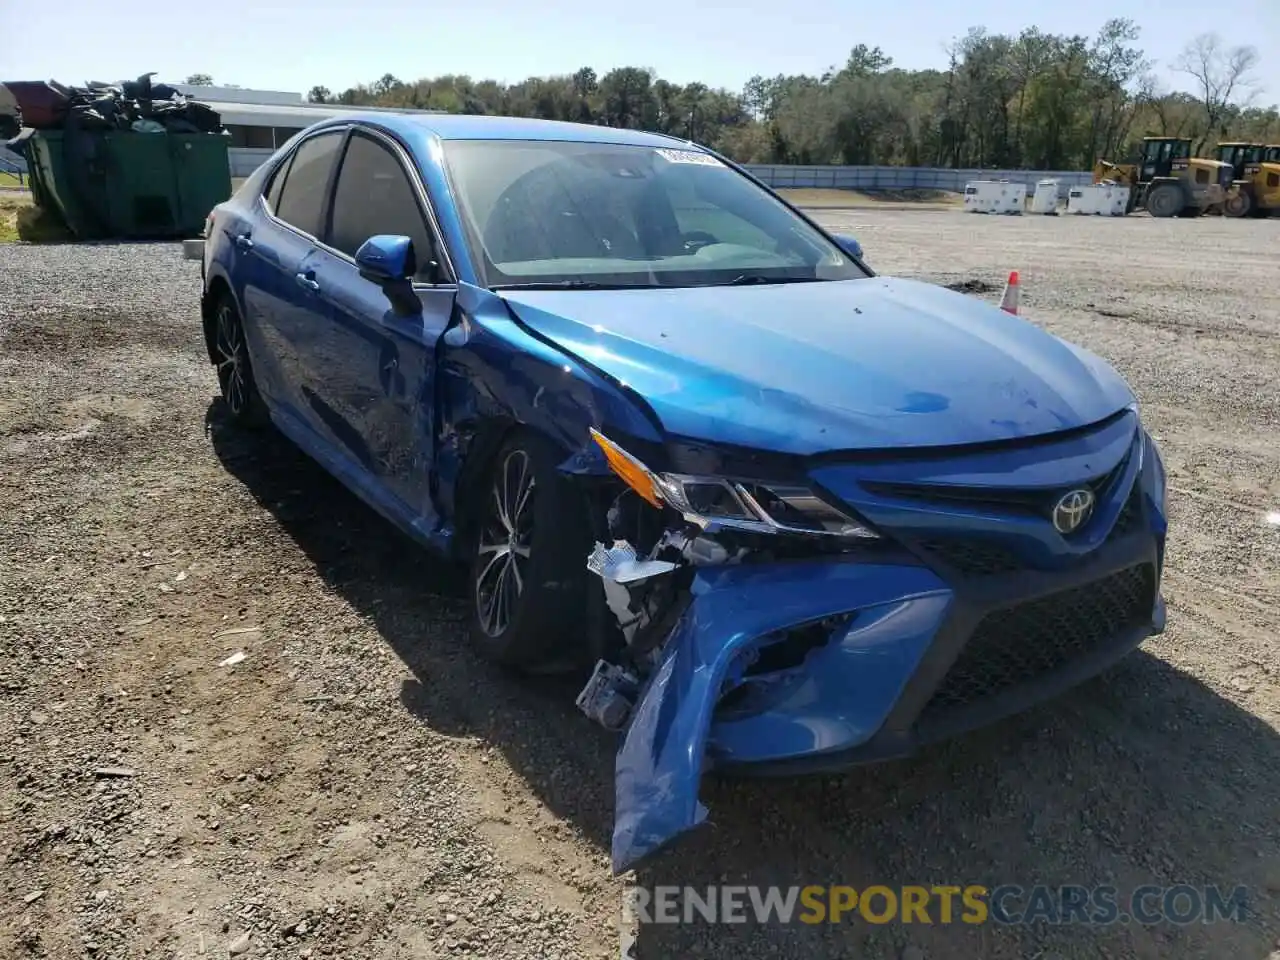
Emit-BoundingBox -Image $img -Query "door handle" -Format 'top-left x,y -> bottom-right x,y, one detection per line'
234,234 -> 254,251
295,272 -> 320,292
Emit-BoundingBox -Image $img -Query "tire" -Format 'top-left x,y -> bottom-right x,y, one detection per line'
210,293 -> 267,427
1146,183 -> 1183,218
467,430 -> 593,672
1223,190 -> 1252,218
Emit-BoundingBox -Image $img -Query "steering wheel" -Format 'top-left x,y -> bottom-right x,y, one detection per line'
681,230 -> 719,252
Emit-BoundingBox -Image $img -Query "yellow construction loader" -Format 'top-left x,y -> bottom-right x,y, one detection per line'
1093,137 -> 1233,217
1217,141 -> 1280,217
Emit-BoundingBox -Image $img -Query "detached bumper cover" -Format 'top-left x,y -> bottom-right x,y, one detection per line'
612,562 -> 950,872
612,545 -> 1163,873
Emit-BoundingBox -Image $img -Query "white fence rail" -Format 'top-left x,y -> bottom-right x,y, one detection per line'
743,164 -> 1093,195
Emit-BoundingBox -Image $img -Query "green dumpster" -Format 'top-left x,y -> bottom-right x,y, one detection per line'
25,128 -> 231,240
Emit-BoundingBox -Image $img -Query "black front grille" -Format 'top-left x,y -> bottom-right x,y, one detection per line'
908,473 -> 1144,578
862,451 -> 1131,519
914,537 -> 1023,576
1110,480 -> 1144,538
919,564 -> 1155,720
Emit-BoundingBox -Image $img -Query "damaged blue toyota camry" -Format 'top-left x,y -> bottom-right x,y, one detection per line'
197,113 -> 1168,875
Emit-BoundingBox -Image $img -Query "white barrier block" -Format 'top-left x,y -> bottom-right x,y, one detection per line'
1030,179 -> 1060,214
964,180 -> 1026,215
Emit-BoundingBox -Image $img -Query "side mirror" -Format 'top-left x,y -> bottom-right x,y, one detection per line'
832,233 -> 863,261
355,234 -> 425,316
355,234 -> 416,283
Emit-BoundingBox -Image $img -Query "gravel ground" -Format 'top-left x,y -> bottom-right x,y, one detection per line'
1,210 -> 1277,960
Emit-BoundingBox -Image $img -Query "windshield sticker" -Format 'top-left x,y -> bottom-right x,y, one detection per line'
654,148 -> 722,167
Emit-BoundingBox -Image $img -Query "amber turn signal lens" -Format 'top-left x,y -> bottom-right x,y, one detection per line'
589,428 -> 663,509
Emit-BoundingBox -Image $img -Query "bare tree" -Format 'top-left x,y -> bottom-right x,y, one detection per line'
1173,33 -> 1260,153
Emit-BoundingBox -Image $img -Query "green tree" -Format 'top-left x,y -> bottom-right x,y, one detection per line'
599,67 -> 658,130
300,30 -> 1275,170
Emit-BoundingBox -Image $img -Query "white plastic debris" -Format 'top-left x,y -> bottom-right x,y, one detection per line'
1266,511 -> 1280,528
214,625 -> 261,639
586,541 -> 676,584
219,651 -> 246,667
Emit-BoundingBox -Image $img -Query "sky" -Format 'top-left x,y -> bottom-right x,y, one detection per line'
3,0 -> 1277,103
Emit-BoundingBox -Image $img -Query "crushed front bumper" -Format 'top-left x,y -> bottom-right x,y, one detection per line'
605,415 -> 1168,873
612,524 -> 1164,874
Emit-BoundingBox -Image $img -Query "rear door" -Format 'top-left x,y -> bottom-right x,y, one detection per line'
241,129 -> 345,429
308,127 -> 457,527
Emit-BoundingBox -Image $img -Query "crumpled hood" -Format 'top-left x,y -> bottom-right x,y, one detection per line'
501,277 -> 1133,455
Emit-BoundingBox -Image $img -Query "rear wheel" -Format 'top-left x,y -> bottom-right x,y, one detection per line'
211,294 -> 266,426
1146,183 -> 1183,218
1223,190 -> 1253,218
468,431 -> 592,672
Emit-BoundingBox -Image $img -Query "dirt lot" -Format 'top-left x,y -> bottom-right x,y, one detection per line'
1,211 -> 1278,960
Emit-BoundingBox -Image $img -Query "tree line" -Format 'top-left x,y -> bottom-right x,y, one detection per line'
287,22 -> 1276,170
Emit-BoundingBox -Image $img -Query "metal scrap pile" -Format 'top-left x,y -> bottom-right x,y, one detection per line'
1,72 -> 224,139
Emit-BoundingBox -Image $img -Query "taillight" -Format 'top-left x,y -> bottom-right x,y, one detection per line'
204,211 -> 216,239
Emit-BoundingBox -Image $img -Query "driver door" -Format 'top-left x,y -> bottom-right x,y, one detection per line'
307,127 -> 457,531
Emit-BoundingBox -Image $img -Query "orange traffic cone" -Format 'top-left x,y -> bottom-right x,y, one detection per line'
999,270 -> 1020,315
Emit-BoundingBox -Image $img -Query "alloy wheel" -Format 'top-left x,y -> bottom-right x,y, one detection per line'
475,449 -> 536,638
214,303 -> 248,416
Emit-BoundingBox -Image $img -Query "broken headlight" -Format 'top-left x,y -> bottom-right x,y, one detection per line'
590,429 -> 879,540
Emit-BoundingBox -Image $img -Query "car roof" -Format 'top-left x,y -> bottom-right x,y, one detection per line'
319,111 -> 695,149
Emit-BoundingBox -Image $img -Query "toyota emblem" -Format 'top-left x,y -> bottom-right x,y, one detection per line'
1052,488 -> 1095,534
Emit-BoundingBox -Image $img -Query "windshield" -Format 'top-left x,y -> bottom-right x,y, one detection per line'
439,139 -> 867,289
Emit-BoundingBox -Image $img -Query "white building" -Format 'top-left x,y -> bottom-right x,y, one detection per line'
169,84 -> 438,176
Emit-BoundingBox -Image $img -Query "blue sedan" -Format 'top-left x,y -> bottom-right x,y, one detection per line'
198,113 -> 1167,873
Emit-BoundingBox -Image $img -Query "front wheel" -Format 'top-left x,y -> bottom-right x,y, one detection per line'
468,431 -> 593,672
1146,183 -> 1183,219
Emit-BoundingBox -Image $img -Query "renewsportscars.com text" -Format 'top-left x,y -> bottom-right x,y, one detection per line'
624,884 -> 1249,926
